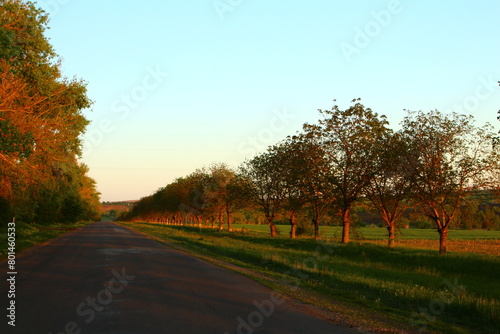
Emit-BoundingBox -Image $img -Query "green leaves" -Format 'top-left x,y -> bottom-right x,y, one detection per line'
0,0 -> 57,88
400,110 -> 500,252
0,113 -> 33,159
0,1 -> 98,223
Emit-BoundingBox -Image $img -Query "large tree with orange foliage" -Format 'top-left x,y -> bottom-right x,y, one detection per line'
0,0 -> 99,223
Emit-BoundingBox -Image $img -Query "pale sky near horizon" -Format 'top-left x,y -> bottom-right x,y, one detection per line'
36,0 -> 500,202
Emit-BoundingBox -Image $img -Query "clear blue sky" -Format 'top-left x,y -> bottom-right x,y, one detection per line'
37,0 -> 500,201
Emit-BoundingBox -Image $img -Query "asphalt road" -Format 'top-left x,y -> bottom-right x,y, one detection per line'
2,221 -> 354,334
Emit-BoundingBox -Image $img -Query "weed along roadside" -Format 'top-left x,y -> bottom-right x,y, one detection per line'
0,221 -> 92,260
118,221 -> 500,334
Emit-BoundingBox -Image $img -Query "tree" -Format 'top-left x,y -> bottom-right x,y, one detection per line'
269,139 -> 306,239
239,150 -> 288,237
224,172 -> 254,230
265,140 -> 304,238
304,99 -> 390,243
401,110 -> 500,253
364,132 -> 414,247
201,164 -> 238,231
122,164 -> 251,229
77,165 -> 101,221
0,1 -> 90,159
1,0 -> 97,223
30,159 -> 100,224
168,174 -> 206,226
275,135 -> 336,239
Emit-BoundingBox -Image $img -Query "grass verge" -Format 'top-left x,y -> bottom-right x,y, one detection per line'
0,220 -> 91,260
119,221 -> 499,334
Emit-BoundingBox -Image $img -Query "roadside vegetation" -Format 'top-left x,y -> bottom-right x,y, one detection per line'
0,1 -> 100,226
0,220 -> 90,259
119,221 -> 500,334
120,101 -> 500,254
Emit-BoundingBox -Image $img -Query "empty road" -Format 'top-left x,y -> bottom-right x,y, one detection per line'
2,221 -> 354,334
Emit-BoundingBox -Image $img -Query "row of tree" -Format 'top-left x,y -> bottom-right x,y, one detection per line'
123,99 -> 500,254
0,0 -> 100,224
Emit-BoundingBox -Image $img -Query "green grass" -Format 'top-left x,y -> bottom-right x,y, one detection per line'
233,223 -> 500,240
120,221 -> 500,334
0,221 -> 90,259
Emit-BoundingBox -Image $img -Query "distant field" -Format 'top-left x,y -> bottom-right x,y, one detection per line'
101,204 -> 131,213
233,224 -> 500,239
232,224 -> 500,255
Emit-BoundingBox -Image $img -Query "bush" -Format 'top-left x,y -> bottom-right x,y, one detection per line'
296,219 -> 316,237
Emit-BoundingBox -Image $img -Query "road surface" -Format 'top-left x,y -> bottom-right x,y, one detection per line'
2,221 -> 354,334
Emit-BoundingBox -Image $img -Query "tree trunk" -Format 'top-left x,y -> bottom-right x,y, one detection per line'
289,211 -> 297,239
387,224 -> 395,247
341,207 -> 351,243
269,222 -> 277,237
438,227 -> 448,254
313,218 -> 319,240
266,215 -> 277,237
218,210 -> 224,231
226,207 -> 233,232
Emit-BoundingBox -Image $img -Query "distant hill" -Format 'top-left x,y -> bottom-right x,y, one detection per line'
101,201 -> 136,221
